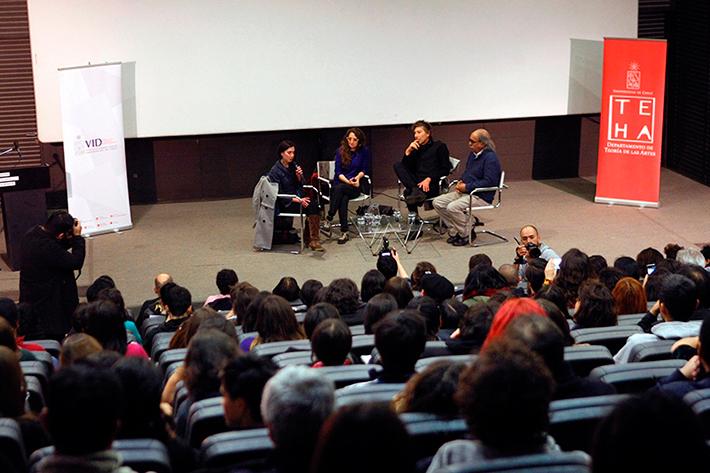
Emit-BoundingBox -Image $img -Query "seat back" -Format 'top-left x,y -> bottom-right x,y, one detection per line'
588,359 -> 685,394
440,450 -> 591,473
158,348 -> 187,374
350,334 -> 375,359
627,339 -> 676,362
272,350 -> 313,368
186,397 -> 227,448
334,383 -> 405,408
548,394 -> 630,452
20,361 -> 50,397
150,331 -> 175,360
563,345 -> 614,377
399,412 -> 468,461
141,315 -> 166,337
113,438 -> 172,473
683,388 -> 710,439
318,364 -> 382,389
571,325 -> 643,354
24,375 -> 45,413
251,339 -> 312,359
420,341 -> 454,358
317,160 -> 335,181
200,428 -> 274,469
415,354 -> 476,372
28,339 -> 61,357
0,418 -> 26,473
617,313 -> 645,326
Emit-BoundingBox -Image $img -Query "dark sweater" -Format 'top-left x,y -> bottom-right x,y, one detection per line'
402,139 -> 451,182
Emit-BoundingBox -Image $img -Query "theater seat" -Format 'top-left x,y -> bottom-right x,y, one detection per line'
335,383 -> 405,408
399,412 -> 468,463
548,394 -> 630,452
433,450 -> 591,472
570,325 -> 643,354
587,359 -> 684,394
27,339 -> 61,358
200,428 -> 274,470
28,350 -> 53,376
626,339 -> 675,363
150,332 -> 175,361
616,313 -> 645,326
141,315 -> 166,338
158,348 -> 187,379
415,355 -> 476,373
185,397 -> 227,449
350,334 -> 375,360
318,364 -> 382,389
272,350 -> 313,368
563,345 -> 614,377
683,388 -> 710,439
24,376 -> 45,413
251,339 -> 311,359
0,418 -> 26,473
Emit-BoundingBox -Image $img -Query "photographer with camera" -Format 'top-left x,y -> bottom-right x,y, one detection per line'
514,225 -> 558,288
19,211 -> 85,341
376,237 -> 409,280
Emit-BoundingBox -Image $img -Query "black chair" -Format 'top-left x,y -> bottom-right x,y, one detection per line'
251,339 -> 311,359
350,334 -> 375,360
24,375 -> 45,413
415,355 -> 476,373
271,351 -> 313,368
617,313 -> 645,326
185,397 -> 227,449
683,388 -> 710,439
27,339 -> 61,358
28,350 -> 53,376
570,325 -> 643,354
334,383 -> 405,408
20,361 -> 50,398
420,341 -> 455,358
588,359 -> 684,394
0,418 -> 26,473
150,332 -> 175,361
563,345 -> 614,377
318,364 -> 382,389
626,339 -> 676,362
158,348 -> 187,373
141,315 -> 166,337
433,450 -> 591,473
200,428 -> 274,470
400,412 -> 468,462
173,383 -> 189,417
548,394 -> 630,452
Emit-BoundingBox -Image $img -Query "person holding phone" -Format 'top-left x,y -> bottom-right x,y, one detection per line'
267,140 -> 324,251
19,210 -> 85,341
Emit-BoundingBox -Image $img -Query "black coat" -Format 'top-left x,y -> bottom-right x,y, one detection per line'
19,226 -> 85,340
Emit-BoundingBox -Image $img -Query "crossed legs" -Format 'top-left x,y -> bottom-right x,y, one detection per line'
433,191 -> 489,242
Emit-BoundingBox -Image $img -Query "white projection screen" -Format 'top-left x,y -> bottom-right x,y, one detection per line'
28,0 -> 638,143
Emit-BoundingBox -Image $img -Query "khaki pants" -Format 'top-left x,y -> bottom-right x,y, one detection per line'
433,191 -> 489,237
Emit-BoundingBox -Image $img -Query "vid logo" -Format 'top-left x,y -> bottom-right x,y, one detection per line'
607,95 -> 655,144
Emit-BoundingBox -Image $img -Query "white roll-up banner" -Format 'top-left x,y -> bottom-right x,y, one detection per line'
58,62 -> 132,236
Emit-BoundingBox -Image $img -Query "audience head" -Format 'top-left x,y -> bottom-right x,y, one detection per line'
456,339 -> 554,454
588,255 -> 608,278
111,357 -> 163,439
0,298 -> 18,329
554,248 -> 591,306
303,302 -> 341,340
613,256 -> 641,280
169,307 -> 218,349
676,248 -> 706,268
311,319 -> 352,366
483,298 -> 546,349
273,276 -> 301,302
185,329 -> 240,401
702,244 -> 710,266
524,258 -> 548,295
454,302 -> 494,352
311,403 -> 414,473
383,277 -> 414,309
398,359 -> 466,417
441,299 -> 467,330
0,318 -> 18,351
644,267 -> 670,302
533,284 -> 568,318
323,278 -> 361,315
96,287 -> 127,318
78,350 -> 122,370
216,268 -> 239,295
410,262 -> 437,291
375,310 -> 426,376
166,285 -> 192,318
300,279 -> 324,307
598,267 -> 624,292
573,280 -> 616,328
463,265 -> 508,300
59,333 -> 102,367
221,353 -> 278,429
159,281 -> 177,307
498,264 -> 518,287
677,264 -> 710,309
0,346 -> 25,418
504,314 -> 566,377
407,296 -> 441,340
84,300 -> 128,354
420,273 -> 454,304
659,274 -> 697,322
44,210 -> 75,238
231,282 -> 259,321
364,293 -> 398,334
664,242 -> 684,260
360,269 -> 386,304
256,295 -> 304,343
242,291 -> 270,333
376,254 -> 398,280
85,275 -> 116,302
153,273 -> 173,294
636,247 -> 664,269
591,391 -> 708,472
612,277 -> 648,315
468,253 -> 493,272
45,364 -> 124,455
260,366 -> 334,472
535,298 -> 574,346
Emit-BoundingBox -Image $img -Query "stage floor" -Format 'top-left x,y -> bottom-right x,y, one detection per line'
1,169 -> 708,308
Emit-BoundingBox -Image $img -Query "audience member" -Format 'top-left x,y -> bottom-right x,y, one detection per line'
446,302 -> 494,355
553,248 -> 591,308
168,307 -> 219,349
410,261 -> 437,291
220,353 -> 278,429
613,256 -> 641,280
636,247 -> 664,269
644,266 -> 670,301
678,264 -> 710,313
85,275 -> 116,302
273,276 -> 302,303
395,359 -> 466,417
322,278 -> 365,325
498,263 -> 519,288
96,287 -> 142,344
0,298 -> 45,354
84,300 -> 148,358
588,255 -> 608,278
59,333 -> 102,367
572,280 -> 616,329
664,242 -> 683,260
536,298 -> 574,346
482,298 -> 546,349
514,225 -> 559,283
300,279 -> 323,307
143,285 -> 192,351
462,265 -> 508,306
311,319 -> 352,367
360,270 -> 386,303
251,295 -> 305,349
533,284 -> 569,319
260,366 -> 335,473
523,258 -> 547,296
364,293 -> 398,334
407,296 -> 442,341
370,310 -> 426,384
240,291 -> 270,351
205,268 -> 239,311
612,277 -> 647,315
420,273 -> 455,304
303,302 -> 341,340
137,272 -> 173,328
225,282 -> 257,321
702,244 -> 710,268
383,276 -> 414,309
468,253 -> 492,272
676,248 -> 705,267
597,266 -> 624,293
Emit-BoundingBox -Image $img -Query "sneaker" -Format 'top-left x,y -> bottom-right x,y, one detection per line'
452,235 -> 469,246
337,232 -> 349,244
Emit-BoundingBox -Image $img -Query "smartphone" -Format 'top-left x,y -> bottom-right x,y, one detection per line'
380,252 -> 391,257
646,263 -> 656,275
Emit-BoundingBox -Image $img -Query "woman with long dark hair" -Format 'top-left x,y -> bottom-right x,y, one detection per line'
326,128 -> 371,244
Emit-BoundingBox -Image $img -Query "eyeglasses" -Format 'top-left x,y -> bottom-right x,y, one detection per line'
468,139 -> 480,144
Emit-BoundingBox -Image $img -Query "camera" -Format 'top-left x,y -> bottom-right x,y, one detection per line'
379,237 -> 391,256
525,242 -> 542,259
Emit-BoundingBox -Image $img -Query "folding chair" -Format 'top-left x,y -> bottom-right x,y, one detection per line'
316,160 -> 372,239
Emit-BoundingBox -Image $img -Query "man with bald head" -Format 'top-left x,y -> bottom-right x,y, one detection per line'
433,128 -> 502,246
137,272 -> 173,328
514,225 -> 558,284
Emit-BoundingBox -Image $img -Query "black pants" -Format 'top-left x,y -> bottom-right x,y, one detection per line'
328,182 -> 360,231
393,161 -> 440,211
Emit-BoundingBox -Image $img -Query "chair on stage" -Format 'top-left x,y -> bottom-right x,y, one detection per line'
316,160 -> 372,239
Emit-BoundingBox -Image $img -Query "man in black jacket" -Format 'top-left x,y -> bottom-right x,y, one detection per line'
19,211 -> 85,341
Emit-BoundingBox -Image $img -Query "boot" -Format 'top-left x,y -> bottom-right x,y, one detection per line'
307,215 -> 325,252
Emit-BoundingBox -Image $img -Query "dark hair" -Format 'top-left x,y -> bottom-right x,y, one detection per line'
111,357 -> 164,439
85,275 -> 116,302
166,285 -> 192,317
636,247 -> 664,268
468,253 -> 493,271
361,270 -> 386,303
457,302 -> 494,351
591,391 -> 708,472
364,293 -> 398,334
221,354 -> 278,426
338,127 -> 366,168
554,248 -> 591,307
311,319 -> 352,366
159,282 -> 177,308
536,298 -> 574,346
410,262 -> 436,291
96,287 -> 127,317
504,315 -> 566,376
677,264 -> 710,309
644,267 -> 670,302
198,313 -> 238,340
303,302 -> 341,340
455,339 -> 554,453
301,279 -> 324,307
383,277 -> 414,309
701,244 -> 710,261
311,403 -> 414,473
216,269 -> 239,295
411,119 -> 432,134
574,280 -> 616,328
277,140 -> 296,157
185,330 -> 239,401
613,256 -> 641,280
273,276 -> 301,302
588,255 -> 608,278
0,346 -> 25,417
231,282 -> 259,323
699,315 -> 710,366
376,255 -> 398,280
374,310 -> 426,375
0,318 -> 17,351
169,307 -> 217,349
664,243 -> 683,260
442,299 -> 467,330
242,291 -> 270,333
659,274 -> 697,321
407,296 -> 440,339
45,210 -> 75,236
84,300 -> 128,354
463,265 -> 508,300
47,365 -> 124,455
77,350 -> 122,370
598,267 -> 624,292
0,298 -> 19,328
323,279 -> 361,315
256,295 -> 305,343
399,359 -> 466,417
524,258 -> 548,294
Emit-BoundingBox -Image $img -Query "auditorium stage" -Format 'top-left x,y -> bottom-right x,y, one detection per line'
1,169 -> 708,309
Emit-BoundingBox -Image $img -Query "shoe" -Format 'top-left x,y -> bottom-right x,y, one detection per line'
307,215 -> 324,252
446,234 -> 458,244
337,232 -> 349,244
404,189 -> 427,206
452,235 -> 469,246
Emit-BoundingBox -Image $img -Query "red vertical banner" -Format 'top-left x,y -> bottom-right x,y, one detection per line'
595,38 -> 667,208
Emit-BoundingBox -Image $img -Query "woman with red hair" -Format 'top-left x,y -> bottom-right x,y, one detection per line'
482,298 -> 546,349
612,277 -> 647,315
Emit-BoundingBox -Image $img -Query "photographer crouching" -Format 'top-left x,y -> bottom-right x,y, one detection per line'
514,225 -> 558,288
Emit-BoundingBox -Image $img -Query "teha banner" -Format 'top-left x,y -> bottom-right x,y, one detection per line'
58,63 -> 133,235
595,38 -> 667,208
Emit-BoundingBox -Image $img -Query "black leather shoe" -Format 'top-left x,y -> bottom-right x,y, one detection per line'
446,234 -> 458,244
404,189 -> 427,206
452,235 -> 469,246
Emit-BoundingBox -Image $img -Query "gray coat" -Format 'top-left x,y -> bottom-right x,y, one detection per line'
253,176 -> 278,250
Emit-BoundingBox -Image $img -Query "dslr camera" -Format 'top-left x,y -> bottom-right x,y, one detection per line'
514,242 -> 541,264
379,237 -> 391,257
